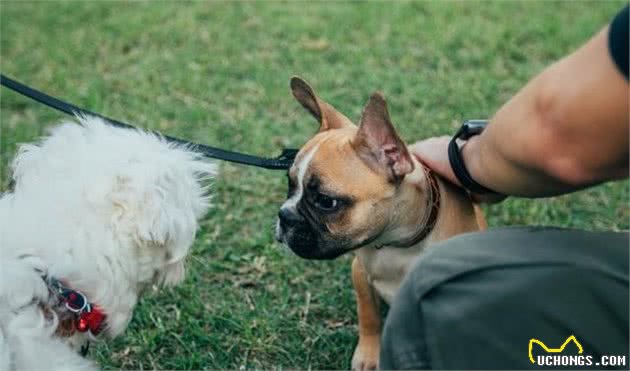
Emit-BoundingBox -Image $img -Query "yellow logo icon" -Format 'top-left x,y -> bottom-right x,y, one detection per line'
528,335 -> 584,364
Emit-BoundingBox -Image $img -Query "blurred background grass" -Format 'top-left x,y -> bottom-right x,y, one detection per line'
1,1 -> 627,369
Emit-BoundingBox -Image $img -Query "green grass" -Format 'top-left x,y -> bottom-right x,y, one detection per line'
1,1 -> 627,369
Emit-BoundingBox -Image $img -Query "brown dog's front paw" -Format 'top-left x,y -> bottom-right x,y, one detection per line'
351,336 -> 380,371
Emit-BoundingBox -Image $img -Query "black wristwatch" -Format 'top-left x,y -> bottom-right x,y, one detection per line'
448,120 -> 501,195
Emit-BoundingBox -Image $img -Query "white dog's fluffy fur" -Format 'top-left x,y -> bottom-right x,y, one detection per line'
0,116 -> 216,370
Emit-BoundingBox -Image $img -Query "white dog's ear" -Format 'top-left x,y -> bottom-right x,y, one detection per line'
106,138 -> 215,287
290,76 -> 353,132
353,92 -> 414,182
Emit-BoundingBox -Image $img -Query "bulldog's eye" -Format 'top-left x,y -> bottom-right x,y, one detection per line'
314,193 -> 339,211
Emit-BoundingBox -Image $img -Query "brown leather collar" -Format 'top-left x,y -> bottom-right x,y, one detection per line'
385,160 -> 441,248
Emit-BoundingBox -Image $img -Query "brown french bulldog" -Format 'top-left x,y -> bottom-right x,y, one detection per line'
275,77 -> 486,370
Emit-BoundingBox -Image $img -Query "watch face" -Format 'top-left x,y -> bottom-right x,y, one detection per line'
461,119 -> 488,139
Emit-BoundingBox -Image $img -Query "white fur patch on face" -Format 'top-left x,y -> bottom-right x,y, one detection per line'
275,143 -> 321,243
283,143 -> 321,209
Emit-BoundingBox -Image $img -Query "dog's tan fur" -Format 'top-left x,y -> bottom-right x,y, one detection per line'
351,173 -> 484,369
278,77 -> 485,370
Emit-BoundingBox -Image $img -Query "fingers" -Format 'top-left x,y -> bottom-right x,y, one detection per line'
409,136 -> 460,186
410,136 -> 508,204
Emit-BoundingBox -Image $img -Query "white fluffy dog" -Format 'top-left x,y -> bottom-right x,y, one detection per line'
0,116 -> 216,370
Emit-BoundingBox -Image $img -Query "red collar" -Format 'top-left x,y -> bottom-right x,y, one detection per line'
45,276 -> 106,336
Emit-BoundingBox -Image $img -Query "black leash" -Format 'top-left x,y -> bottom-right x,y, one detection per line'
0,74 -> 298,170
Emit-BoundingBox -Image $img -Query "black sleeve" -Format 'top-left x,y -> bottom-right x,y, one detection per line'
608,5 -> 629,80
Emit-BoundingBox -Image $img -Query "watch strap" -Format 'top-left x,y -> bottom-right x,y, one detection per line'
448,120 -> 501,195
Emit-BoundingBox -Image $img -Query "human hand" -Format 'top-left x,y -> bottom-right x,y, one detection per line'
409,136 -> 507,204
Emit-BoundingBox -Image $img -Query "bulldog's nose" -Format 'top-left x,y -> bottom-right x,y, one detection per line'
278,207 -> 304,227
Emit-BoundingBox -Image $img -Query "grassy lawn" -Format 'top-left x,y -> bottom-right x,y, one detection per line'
1,1 -> 627,369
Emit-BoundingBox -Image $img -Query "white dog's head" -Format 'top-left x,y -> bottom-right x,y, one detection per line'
0,116 -> 215,351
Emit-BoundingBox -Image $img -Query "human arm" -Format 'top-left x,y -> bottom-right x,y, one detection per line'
413,19 -> 629,201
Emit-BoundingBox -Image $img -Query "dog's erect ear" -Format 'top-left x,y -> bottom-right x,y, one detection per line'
353,92 -> 414,182
290,76 -> 352,132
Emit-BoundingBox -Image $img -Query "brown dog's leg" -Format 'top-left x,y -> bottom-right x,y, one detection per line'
351,256 -> 381,371
473,204 -> 488,230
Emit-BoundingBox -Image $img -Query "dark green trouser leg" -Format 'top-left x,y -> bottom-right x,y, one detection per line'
380,227 -> 629,370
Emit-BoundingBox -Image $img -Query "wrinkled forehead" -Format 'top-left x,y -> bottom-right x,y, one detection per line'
290,128 -> 388,197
